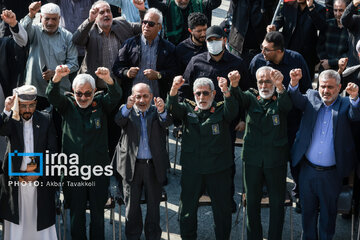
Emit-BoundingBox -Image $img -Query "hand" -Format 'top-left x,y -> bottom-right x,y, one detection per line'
320,59 -> 330,70
126,67 -> 140,78
338,57 -> 348,74
217,77 -> 228,92
270,69 -> 284,90
307,0 -> 314,8
143,69 -> 159,80
346,82 -> 359,99
234,120 -> 245,132
95,67 -> 114,85
133,0 -> 146,11
228,70 -> 240,88
353,0 -> 360,7
28,1 -> 41,18
5,96 -> 15,112
89,7 -> 99,22
1,10 -> 17,27
154,97 -> 165,113
170,76 -> 185,96
266,24 -> 276,33
42,69 -> 56,81
126,95 -> 135,109
53,65 -> 70,83
289,68 -> 302,87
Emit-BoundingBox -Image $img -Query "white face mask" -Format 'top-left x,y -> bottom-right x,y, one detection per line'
206,40 -> 223,55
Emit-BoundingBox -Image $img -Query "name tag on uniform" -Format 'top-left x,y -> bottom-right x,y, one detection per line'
187,112 -> 197,118
95,118 -> 101,129
272,115 -> 280,126
212,124 -> 220,135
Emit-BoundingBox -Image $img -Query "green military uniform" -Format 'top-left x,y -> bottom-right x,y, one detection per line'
166,88 -> 238,240
233,87 -> 292,240
46,80 -> 122,239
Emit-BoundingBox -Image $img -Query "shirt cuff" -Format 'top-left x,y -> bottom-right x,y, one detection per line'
3,109 -> 11,117
159,110 -> 167,121
288,84 -> 299,91
350,96 -> 360,106
121,105 -> 131,117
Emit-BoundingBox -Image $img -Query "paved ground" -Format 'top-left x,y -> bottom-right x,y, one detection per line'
0,1 -> 358,239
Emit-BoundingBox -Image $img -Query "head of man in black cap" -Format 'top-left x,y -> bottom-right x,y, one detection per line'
206,25 -> 226,58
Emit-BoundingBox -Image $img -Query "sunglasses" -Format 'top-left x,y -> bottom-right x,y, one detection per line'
75,91 -> 93,97
142,20 -> 158,27
194,91 -> 210,97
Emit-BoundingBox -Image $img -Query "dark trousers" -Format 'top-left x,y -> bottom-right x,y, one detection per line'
299,163 -> 342,240
179,168 -> 232,240
243,163 -> 287,240
122,162 -> 162,240
65,177 -> 109,240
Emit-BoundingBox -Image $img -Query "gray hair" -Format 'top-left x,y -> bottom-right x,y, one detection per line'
131,83 -> 152,94
41,3 -> 61,16
193,77 -> 214,92
319,69 -> 341,85
145,8 -> 163,25
92,0 -> 111,9
72,74 -> 96,90
255,66 -> 274,80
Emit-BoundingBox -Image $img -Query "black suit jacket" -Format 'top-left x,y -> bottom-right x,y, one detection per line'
114,105 -> 172,184
0,110 -> 58,231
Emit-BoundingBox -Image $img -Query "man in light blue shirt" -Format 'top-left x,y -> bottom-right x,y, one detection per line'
20,2 -> 78,109
105,0 -> 148,23
288,69 -> 360,240
114,82 -> 171,240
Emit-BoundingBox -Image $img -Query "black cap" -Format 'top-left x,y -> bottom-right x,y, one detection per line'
206,25 -> 225,40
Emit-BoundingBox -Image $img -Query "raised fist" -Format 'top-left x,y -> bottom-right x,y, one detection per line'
170,76 -> 185,96
228,70 -> 240,88
289,68 -> 302,87
270,70 -> 284,89
266,24 -> 276,33
217,77 -> 228,93
154,97 -> 165,113
29,1 -> 41,18
126,95 -> 135,109
52,65 -> 70,83
95,67 -> 114,85
89,7 -> 99,22
345,82 -> 359,99
1,10 -> 17,27
5,96 -> 16,112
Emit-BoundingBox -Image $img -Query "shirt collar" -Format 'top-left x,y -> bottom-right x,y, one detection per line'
206,49 -> 230,62
141,34 -> 159,46
322,96 -> 339,109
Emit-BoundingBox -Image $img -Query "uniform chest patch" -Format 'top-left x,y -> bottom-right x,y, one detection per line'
212,124 -> 220,135
272,115 -> 280,126
94,118 -> 101,129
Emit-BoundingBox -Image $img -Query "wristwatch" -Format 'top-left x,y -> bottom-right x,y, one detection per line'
157,72 -> 162,79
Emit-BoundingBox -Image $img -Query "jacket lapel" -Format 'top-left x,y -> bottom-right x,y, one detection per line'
331,97 -> 341,137
32,112 -> 40,152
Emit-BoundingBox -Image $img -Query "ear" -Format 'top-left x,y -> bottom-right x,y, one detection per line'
188,28 -> 192,33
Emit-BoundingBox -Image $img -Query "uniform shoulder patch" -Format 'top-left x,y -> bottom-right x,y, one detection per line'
185,98 -> 196,107
216,101 -> 224,107
249,88 -> 259,96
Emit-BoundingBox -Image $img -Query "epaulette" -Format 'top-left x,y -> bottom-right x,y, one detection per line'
249,88 -> 259,96
216,101 -> 224,107
94,90 -> 104,96
185,98 -> 196,107
64,91 -> 74,97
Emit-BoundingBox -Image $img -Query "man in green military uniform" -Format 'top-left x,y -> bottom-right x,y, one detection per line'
46,65 -> 122,239
166,75 -> 239,239
230,66 -> 292,240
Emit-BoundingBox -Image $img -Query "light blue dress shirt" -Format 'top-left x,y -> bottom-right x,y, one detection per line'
105,0 -> 148,23
121,106 -> 167,159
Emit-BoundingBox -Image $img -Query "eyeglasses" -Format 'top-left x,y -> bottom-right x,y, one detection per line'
260,45 -> 278,53
194,91 -> 210,96
257,80 -> 272,85
19,103 -> 36,109
135,94 -> 150,99
75,91 -> 93,97
142,20 -> 158,27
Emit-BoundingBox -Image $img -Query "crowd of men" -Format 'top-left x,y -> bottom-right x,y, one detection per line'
0,0 -> 360,239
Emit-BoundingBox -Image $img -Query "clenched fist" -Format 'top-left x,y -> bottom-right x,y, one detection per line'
53,65 -> 70,83
170,76 -> 185,96
228,70 -> 240,88
289,68 -> 302,87
154,97 -> 165,113
345,82 -> 359,99
95,67 -> 114,85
